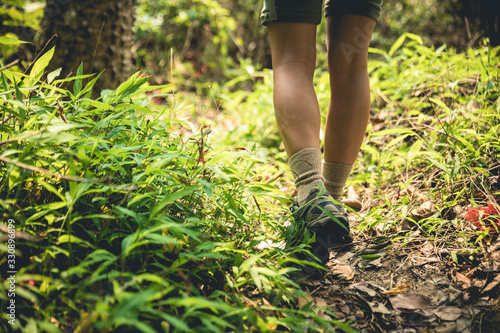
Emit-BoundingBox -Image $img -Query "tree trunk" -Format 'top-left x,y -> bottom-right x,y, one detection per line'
458,0 -> 500,46
40,0 -> 135,95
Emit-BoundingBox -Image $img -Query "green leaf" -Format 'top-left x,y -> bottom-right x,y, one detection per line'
150,185 -> 200,217
52,74 -> 93,85
82,249 -> 116,264
0,36 -> 29,45
114,72 -> 149,102
369,47 -> 389,59
58,234 -> 94,248
165,297 -> 221,314
14,78 -> 23,103
114,319 -> 157,333
249,267 -> 263,290
47,68 -> 61,84
39,201 -> 67,210
73,62 -> 83,96
45,120 -> 81,133
25,209 -> 60,224
388,33 -> 423,57
205,151 -> 241,166
115,206 -> 144,225
199,178 -> 213,197
78,98 -> 112,111
1,72 -> 8,92
121,232 -> 150,258
238,253 -> 265,274
38,180 -> 66,202
408,139 -> 423,157
388,34 -> 407,57
370,128 -> 418,137
135,273 -> 170,285
429,97 -> 452,113
226,206 -> 249,225
386,134 -> 411,148
450,252 -> 458,264
23,319 -> 38,333
30,46 -> 55,79
156,313 -> 191,332
360,254 -> 382,259
453,134 -> 474,151
75,71 -> 103,99
111,287 -> 160,320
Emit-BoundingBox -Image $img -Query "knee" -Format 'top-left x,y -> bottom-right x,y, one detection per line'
273,57 -> 317,78
326,18 -> 375,73
327,40 -> 369,74
327,45 -> 370,89
327,54 -> 368,79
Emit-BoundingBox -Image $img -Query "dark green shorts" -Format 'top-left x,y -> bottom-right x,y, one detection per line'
261,0 -> 383,26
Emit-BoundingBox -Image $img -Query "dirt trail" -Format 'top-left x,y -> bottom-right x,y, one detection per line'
299,231 -> 500,332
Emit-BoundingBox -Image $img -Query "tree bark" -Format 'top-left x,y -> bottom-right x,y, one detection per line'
40,0 -> 135,95
458,0 -> 500,46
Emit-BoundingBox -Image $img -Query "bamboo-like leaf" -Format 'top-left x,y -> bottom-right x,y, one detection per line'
429,97 -> 452,113
30,46 -> 55,79
47,68 -> 61,84
58,234 -> 94,248
0,36 -> 29,45
370,128 -> 418,137
150,185 -> 200,217
73,62 -> 84,96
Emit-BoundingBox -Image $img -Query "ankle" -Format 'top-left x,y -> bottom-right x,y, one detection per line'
322,161 -> 352,200
289,148 -> 324,205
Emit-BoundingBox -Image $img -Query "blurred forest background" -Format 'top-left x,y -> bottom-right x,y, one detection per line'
1,0 -> 499,94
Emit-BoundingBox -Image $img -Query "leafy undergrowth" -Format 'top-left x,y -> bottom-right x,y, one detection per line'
0,43 -> 340,332
207,34 -> 500,331
304,35 -> 500,331
1,34 -> 500,333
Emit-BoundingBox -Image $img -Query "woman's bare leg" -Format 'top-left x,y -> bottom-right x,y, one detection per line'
324,15 -> 376,165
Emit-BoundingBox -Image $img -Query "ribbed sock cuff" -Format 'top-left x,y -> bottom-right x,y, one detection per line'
322,161 -> 352,200
289,148 -> 324,205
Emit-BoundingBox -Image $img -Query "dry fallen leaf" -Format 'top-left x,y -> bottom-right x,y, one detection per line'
420,242 -> 435,256
400,185 -> 425,199
433,306 -> 462,321
335,303 -> 350,317
342,186 -> 362,210
433,322 -> 458,333
409,201 -> 435,222
349,282 -> 385,297
484,238 -> 500,272
297,293 -> 314,310
297,294 -> 331,319
482,274 -> 500,294
368,301 -> 392,314
388,293 -> 432,311
328,261 -> 356,280
455,272 -> 471,288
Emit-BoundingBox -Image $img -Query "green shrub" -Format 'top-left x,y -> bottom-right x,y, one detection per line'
0,43 -> 348,332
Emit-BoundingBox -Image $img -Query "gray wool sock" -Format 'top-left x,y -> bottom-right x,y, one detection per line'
322,161 -> 353,200
289,148 -> 324,205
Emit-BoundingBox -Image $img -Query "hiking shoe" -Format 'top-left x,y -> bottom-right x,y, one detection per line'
290,188 -> 352,266
292,188 -> 350,234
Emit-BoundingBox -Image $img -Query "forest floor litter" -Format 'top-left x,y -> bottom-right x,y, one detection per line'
293,207 -> 500,333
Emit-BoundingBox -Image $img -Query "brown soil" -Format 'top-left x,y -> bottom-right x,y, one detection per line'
297,232 -> 500,333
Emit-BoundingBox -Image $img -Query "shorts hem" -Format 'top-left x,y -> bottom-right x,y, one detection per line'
324,1 -> 382,22
263,15 -> 322,26
261,0 -> 323,26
